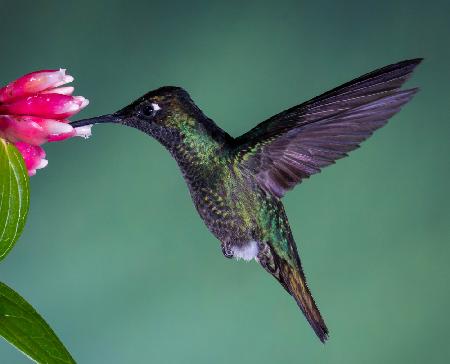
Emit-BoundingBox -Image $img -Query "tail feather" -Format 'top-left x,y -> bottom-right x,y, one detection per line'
257,239 -> 329,342
280,260 -> 329,342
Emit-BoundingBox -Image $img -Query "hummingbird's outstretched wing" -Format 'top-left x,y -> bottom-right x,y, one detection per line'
234,59 -> 422,197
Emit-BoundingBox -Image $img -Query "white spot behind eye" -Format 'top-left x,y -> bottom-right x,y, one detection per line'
152,103 -> 161,111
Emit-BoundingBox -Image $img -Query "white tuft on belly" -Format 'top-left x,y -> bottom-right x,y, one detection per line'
232,241 -> 259,261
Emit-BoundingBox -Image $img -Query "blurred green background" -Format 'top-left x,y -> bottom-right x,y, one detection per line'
1,0 -> 449,363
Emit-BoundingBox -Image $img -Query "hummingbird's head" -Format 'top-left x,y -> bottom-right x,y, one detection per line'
70,86 -> 200,144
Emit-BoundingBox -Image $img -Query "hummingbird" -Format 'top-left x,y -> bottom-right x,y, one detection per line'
71,59 -> 421,342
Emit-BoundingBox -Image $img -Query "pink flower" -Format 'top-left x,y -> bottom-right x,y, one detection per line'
0,69 -> 90,176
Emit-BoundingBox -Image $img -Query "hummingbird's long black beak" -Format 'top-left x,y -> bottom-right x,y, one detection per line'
70,114 -> 122,128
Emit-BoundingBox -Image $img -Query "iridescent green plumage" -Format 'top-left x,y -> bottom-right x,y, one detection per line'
71,58 -> 422,342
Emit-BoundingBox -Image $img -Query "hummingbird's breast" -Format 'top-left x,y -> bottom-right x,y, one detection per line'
182,157 -> 263,245
165,116 -> 266,246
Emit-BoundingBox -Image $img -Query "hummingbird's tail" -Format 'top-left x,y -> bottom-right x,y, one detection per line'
258,235 -> 328,342
279,258 -> 329,342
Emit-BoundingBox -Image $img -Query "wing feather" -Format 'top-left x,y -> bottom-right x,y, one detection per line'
234,59 -> 422,197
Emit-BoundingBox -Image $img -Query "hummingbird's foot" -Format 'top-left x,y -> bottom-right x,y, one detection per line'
221,243 -> 234,259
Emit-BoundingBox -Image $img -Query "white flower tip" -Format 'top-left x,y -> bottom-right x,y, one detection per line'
81,98 -> 89,108
53,69 -> 73,87
58,68 -> 73,81
75,125 -> 92,139
45,120 -> 73,135
63,75 -> 74,84
36,158 -> 48,170
73,96 -> 89,109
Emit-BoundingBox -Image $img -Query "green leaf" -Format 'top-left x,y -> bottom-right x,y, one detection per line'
0,139 -> 30,260
0,282 -> 76,363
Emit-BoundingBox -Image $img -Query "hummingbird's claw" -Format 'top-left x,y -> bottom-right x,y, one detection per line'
221,243 -> 234,259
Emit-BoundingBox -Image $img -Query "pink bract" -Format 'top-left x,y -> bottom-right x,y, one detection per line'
0,69 -> 91,176
0,69 -> 74,103
14,142 -> 47,177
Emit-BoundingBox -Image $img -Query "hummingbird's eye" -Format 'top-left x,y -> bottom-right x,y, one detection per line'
141,105 -> 154,117
141,103 -> 161,118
